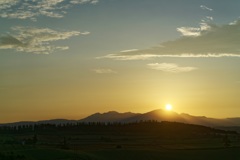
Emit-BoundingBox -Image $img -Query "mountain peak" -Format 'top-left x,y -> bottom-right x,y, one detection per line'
80,111 -> 138,122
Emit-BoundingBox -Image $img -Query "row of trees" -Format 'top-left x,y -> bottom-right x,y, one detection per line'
0,121 -> 237,137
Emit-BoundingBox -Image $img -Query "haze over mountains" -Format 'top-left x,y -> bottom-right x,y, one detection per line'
1,109 -> 240,128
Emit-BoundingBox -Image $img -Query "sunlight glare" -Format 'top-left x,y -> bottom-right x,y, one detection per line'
165,104 -> 172,111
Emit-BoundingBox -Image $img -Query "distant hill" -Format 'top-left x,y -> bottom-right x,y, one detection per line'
1,109 -> 240,129
0,119 -> 77,127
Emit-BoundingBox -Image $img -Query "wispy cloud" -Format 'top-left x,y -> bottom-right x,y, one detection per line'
200,5 -> 213,11
206,16 -> 213,21
99,18 -> 240,60
97,53 -> 160,60
93,68 -> 117,74
177,27 -> 201,37
177,21 -> 211,37
0,26 -> 88,54
80,31 -> 91,35
120,49 -> 139,53
99,53 -> 240,61
0,0 -> 99,21
70,0 -> 99,4
147,63 -> 197,73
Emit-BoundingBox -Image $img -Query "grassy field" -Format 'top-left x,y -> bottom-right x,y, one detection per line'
1,144 -> 240,160
1,134 -> 240,160
1,122 -> 240,159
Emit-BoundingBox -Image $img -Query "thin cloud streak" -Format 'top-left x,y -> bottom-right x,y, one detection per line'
0,26 -> 88,54
96,54 -> 159,60
147,63 -> 197,73
71,0 -> 99,4
98,53 -> 240,61
80,31 -> 91,35
120,49 -> 139,53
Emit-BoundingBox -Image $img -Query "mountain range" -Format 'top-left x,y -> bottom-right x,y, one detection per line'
1,109 -> 240,128
80,109 -> 240,127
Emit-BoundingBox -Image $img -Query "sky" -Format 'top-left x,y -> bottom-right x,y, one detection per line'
1,0 -> 240,123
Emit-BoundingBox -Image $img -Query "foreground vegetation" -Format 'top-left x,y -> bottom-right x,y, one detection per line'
0,121 -> 239,160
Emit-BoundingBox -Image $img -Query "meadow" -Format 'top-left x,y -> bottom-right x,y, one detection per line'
0,121 -> 240,160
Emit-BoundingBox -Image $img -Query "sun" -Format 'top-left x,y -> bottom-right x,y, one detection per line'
165,104 -> 172,111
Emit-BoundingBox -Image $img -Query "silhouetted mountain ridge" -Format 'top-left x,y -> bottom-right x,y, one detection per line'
79,109 -> 240,127
1,109 -> 240,128
79,111 -> 139,122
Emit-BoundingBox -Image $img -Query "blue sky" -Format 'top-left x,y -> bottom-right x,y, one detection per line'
1,0 -> 240,122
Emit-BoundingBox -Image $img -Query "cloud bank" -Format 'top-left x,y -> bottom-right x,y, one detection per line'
99,19 -> 240,60
147,63 -> 197,73
0,0 -> 99,20
0,26 -> 88,54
